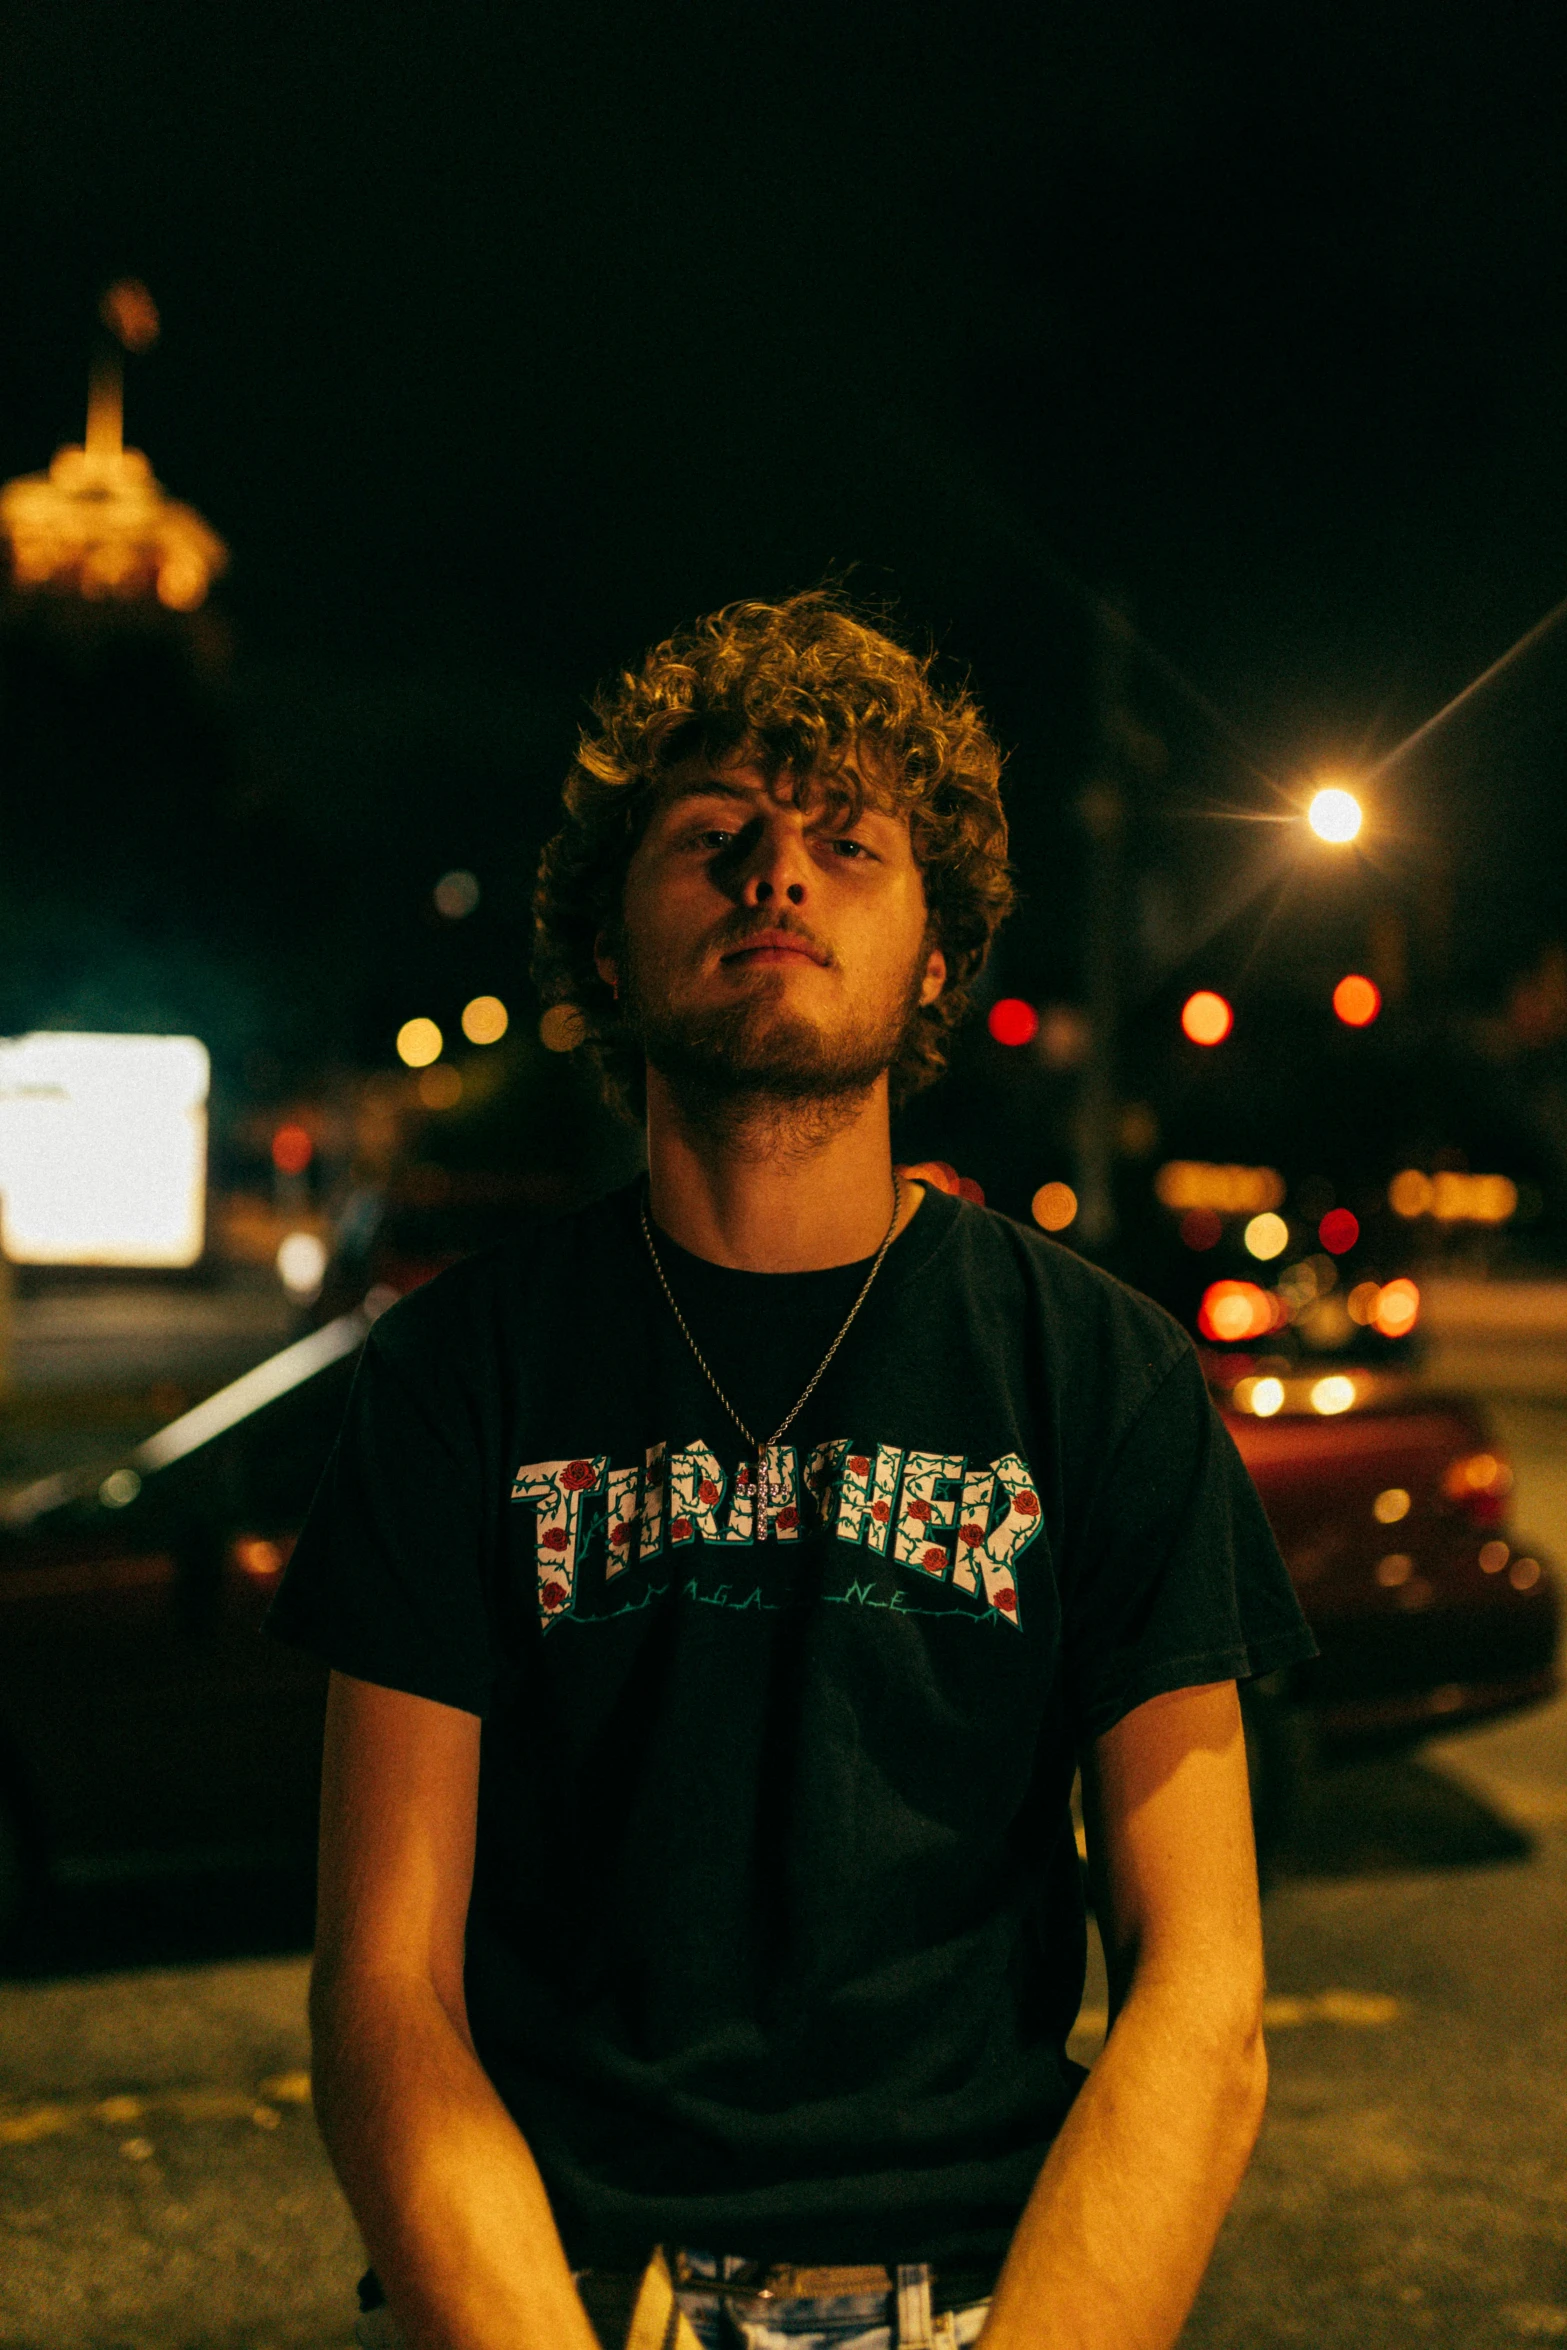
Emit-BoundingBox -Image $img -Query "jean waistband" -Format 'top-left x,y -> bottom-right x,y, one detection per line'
590,2250 -> 1001,2307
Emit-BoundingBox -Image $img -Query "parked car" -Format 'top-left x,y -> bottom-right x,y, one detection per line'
1214,1362 -> 1558,1847
0,1247 -> 1557,1938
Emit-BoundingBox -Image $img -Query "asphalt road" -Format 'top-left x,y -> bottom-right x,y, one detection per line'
2,1403 -> 1564,2350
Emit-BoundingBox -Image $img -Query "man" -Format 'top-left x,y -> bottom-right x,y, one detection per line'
269,592 -> 1315,2350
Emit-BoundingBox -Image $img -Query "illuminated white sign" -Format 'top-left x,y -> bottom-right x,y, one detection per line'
0,1033 -> 209,1266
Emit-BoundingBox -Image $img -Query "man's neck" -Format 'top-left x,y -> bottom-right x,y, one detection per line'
643,1069 -> 921,1269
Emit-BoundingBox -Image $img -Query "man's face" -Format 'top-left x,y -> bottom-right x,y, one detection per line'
598,754 -> 946,1105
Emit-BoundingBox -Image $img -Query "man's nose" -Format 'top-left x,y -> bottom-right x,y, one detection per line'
736,819 -> 809,907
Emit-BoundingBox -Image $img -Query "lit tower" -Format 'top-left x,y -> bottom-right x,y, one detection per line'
0,281 -> 226,612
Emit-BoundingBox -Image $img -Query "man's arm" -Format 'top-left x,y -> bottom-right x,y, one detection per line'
309,1670 -> 599,2350
980,1680 -> 1268,2350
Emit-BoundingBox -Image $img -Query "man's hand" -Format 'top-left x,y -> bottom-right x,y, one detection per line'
980,1680 -> 1268,2350
310,1671 -> 600,2350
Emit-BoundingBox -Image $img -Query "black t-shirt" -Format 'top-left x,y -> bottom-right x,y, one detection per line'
268,1178 -> 1313,2269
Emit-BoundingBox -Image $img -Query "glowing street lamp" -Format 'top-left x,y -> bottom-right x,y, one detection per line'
1307,785 -> 1364,845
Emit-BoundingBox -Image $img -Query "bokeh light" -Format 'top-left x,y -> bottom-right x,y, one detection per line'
1157,1162 -> 1283,1213
1424,1172 -> 1517,1224
418,1065 -> 463,1110
1181,991 -> 1233,1046
101,279 -> 160,351
270,1123 -> 313,1176
1179,1207 -> 1224,1251
276,1230 -> 327,1302
1307,786 -> 1364,844
1198,1280 -> 1275,1343
1389,1169 -> 1431,1217
1318,1207 -> 1360,1254
1332,973 -> 1381,1027
1373,1487 -> 1411,1524
988,998 -> 1039,1047
1372,1276 -> 1420,1338
1037,1005 -> 1091,1068
1248,1377 -> 1285,1417
1032,1181 -> 1078,1231
539,1003 -> 587,1053
1243,1211 -> 1289,1260
396,1017 -> 443,1068
461,994 -> 509,1045
434,870 -> 480,919
1443,1451 -> 1512,1510
1310,1374 -> 1357,1415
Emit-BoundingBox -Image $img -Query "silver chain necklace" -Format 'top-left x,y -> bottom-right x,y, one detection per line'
639,1173 -> 903,1456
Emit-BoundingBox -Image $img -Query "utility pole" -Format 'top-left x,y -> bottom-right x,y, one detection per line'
1075,602 -> 1133,1252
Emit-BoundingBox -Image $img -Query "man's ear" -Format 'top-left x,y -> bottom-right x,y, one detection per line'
593,930 -> 619,994
919,943 -> 947,1007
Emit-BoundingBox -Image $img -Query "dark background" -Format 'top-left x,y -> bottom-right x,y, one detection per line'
5,0 -> 1567,1236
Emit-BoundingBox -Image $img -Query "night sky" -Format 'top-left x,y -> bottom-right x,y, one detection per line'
5,3 -> 1567,1154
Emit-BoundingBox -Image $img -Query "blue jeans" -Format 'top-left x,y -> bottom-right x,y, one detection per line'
670,2257 -> 991,2349
353,2256 -> 992,2349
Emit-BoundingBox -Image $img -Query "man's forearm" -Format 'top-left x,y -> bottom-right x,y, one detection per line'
979,1976 -> 1267,2350
310,1969 -> 599,2350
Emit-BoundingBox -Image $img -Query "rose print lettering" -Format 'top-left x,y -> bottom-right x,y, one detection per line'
510,1437 -> 1043,1631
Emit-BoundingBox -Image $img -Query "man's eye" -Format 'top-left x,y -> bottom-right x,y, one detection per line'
827,837 -> 873,859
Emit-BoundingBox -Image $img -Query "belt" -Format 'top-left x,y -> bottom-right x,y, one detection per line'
667,2246 -> 1000,2303
586,2250 -> 1001,2305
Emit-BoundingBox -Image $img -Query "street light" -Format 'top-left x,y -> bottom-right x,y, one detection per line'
1307,785 -> 1364,844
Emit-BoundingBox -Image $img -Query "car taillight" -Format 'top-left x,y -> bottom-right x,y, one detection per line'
231,1535 -> 293,1579
1442,1451 -> 1513,1526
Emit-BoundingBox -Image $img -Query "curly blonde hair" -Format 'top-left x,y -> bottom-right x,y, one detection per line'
532,590 -> 1014,1117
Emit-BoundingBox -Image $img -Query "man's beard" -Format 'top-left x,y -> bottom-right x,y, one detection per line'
618,928 -> 926,1141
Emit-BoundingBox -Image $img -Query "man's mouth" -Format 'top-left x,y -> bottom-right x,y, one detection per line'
719,931 -> 829,967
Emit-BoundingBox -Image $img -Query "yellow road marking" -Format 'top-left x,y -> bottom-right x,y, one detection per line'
258,2070 -> 312,2104
0,2077 -> 310,2145
0,2105 -> 76,2145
